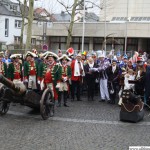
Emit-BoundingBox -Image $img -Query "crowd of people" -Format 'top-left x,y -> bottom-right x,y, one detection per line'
0,48 -> 150,108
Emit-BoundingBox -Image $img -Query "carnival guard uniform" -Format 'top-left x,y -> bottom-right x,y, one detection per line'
8,54 -> 22,83
24,51 -> 38,89
57,54 -> 71,107
38,52 -> 61,101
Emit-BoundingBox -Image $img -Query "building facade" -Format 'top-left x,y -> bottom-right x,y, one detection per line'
30,0 -> 150,55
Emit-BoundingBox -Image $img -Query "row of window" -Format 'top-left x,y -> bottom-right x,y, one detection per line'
14,36 -> 36,45
49,37 -> 138,52
5,19 -> 22,37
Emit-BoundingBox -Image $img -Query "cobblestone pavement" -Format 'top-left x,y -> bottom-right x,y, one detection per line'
0,95 -> 150,150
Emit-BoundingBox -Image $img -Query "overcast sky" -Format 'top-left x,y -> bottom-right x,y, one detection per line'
11,0 -> 100,15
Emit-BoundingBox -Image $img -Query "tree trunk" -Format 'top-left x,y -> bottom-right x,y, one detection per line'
20,0 -> 27,49
25,0 -> 34,51
66,0 -> 79,49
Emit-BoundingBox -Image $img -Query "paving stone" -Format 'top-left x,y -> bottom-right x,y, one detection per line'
0,95 -> 149,150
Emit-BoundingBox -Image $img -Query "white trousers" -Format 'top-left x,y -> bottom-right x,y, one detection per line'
28,75 -> 37,89
59,82 -> 68,92
100,79 -> 110,100
46,83 -> 54,97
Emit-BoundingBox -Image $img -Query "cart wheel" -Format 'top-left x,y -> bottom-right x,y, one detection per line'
40,88 -> 54,120
0,101 -> 10,115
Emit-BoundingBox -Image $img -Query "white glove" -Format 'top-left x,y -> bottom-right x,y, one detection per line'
24,79 -> 28,82
56,83 -> 60,89
38,80 -> 40,84
69,79 -> 72,85
63,77 -> 67,82
89,68 -> 98,72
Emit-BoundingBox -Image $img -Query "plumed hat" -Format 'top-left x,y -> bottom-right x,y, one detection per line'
66,47 -> 74,56
44,51 -> 58,60
10,54 -> 22,59
25,51 -> 37,58
58,54 -> 71,61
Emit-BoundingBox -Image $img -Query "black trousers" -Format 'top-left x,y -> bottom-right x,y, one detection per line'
71,80 -> 81,100
87,78 -> 95,99
109,82 -> 118,104
58,91 -> 68,105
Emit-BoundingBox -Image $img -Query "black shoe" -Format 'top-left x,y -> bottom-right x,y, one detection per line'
57,104 -> 61,107
71,98 -> 74,101
77,99 -> 82,101
91,97 -> 94,101
64,104 -> 69,107
107,100 -> 112,104
99,99 -> 105,102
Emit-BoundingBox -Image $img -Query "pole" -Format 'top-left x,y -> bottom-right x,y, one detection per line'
81,0 -> 85,52
104,0 -> 106,54
124,0 -> 129,54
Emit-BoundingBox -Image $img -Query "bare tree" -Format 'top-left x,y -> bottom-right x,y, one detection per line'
17,0 -> 28,49
57,0 -> 84,49
25,0 -> 34,50
57,0 -> 101,49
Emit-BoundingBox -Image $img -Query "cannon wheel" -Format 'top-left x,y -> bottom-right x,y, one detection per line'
40,88 -> 54,120
0,101 -> 10,115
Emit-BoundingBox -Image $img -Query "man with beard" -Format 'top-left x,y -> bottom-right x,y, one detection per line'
38,52 -> 61,101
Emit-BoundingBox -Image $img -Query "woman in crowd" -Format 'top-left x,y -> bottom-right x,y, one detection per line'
84,57 -> 98,101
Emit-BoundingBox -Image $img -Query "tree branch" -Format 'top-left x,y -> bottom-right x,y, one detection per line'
57,0 -> 71,16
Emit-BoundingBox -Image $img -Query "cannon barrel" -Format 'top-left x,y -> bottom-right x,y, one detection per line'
0,74 -> 26,95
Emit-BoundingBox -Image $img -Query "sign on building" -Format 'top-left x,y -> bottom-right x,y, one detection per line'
42,44 -> 48,50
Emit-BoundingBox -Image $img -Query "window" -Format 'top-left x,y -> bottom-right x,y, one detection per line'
14,36 -> 21,44
93,37 -> 103,44
15,20 -> 22,28
31,38 -> 36,45
10,5 -> 17,11
5,19 -> 9,37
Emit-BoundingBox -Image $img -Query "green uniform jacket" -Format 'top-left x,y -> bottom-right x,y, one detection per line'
38,62 -> 62,91
24,61 -> 38,78
38,62 -> 47,80
60,65 -> 72,79
7,63 -> 22,80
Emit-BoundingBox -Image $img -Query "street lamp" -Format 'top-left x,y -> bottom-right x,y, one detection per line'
104,0 -> 106,54
81,0 -> 85,52
124,0 -> 129,54
43,21 -> 47,44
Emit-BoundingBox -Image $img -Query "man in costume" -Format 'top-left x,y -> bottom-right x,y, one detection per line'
8,54 -> 22,82
70,53 -> 85,101
38,52 -> 61,101
24,51 -> 38,89
107,59 -> 120,104
91,51 -> 111,102
57,54 -> 72,107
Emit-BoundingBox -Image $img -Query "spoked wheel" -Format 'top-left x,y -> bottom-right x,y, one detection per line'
0,100 -> 10,115
40,88 -> 55,120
